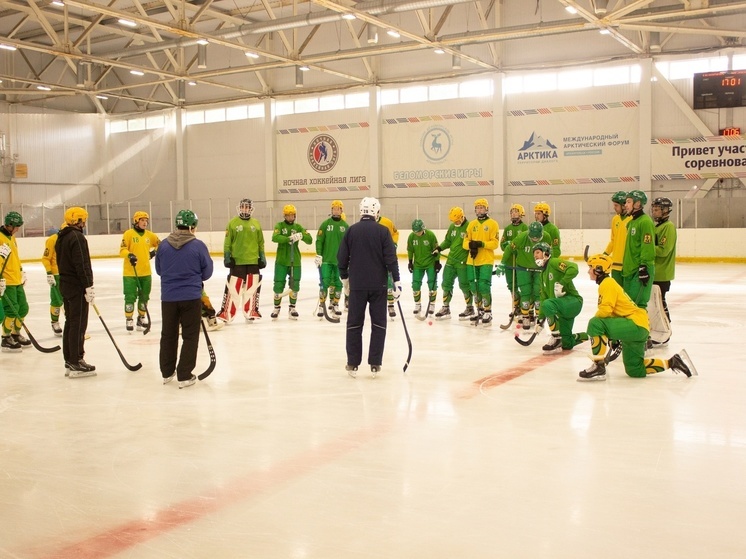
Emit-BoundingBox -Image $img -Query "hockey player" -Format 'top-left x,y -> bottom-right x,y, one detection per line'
534,202 -> 561,257
577,254 -> 694,381
499,221 -> 551,328
652,196 -> 676,321
338,197 -> 401,377
119,211 -> 160,332
56,207 -> 96,376
500,204 -> 528,316
432,206 -> 472,320
603,191 -> 631,286
462,198 -> 499,325
377,213 -> 400,319
218,198 -> 266,323
42,223 -> 66,336
407,219 -> 439,316
315,200 -> 348,317
532,242 -> 586,354
0,211 -> 31,352
271,205 -> 312,319
621,190 -> 655,309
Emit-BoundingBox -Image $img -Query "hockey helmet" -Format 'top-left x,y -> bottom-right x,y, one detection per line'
411,219 -> 425,233
175,209 -> 198,229
237,198 -> 253,219
532,242 -> 551,257
64,207 -> 88,226
133,211 -> 149,223
283,204 -> 297,217
534,202 -> 551,216
448,206 -> 465,223
611,191 -> 628,205
359,196 -> 381,217
652,197 -> 673,210
527,221 -> 544,241
474,198 -> 489,210
331,200 -> 344,210
626,190 -> 648,206
510,204 -> 526,218
4,211 -> 23,227
587,254 -> 613,275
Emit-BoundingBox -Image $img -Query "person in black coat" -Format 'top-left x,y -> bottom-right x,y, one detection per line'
337,197 -> 401,378
56,207 -> 96,377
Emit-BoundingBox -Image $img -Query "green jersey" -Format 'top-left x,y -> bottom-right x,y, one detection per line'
500,221 -> 528,252
407,230 -> 438,268
654,219 -> 676,281
541,220 -> 561,257
622,211 -> 655,276
538,258 -> 581,303
271,221 -> 312,266
224,216 -> 265,265
437,220 -> 469,266
316,216 -> 348,265
502,230 -> 552,269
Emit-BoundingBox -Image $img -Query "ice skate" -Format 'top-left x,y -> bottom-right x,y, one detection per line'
330,303 -> 342,317
178,375 -> 196,389
11,333 -> 31,348
459,306 -> 475,321
435,306 -> 451,320
249,308 -> 262,320
136,315 -> 147,331
288,305 -> 299,320
521,315 -> 531,329
204,316 -> 223,331
270,306 -> 281,319
470,309 -> 483,324
371,365 -> 381,379
542,334 -> 563,355
345,364 -> 358,378
413,303 -> 421,316
51,321 -> 62,337
68,359 -> 96,378
1,336 -> 22,353
669,350 -> 697,377
126,318 -> 134,332
578,360 -> 607,381
481,311 -> 493,325
316,300 -> 325,318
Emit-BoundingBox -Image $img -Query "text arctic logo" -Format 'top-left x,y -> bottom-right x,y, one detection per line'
517,132 -> 558,161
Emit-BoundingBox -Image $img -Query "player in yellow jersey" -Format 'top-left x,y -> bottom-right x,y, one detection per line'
42,223 -> 66,336
1,211 -> 31,352
119,211 -> 160,332
603,191 -> 631,286
377,213 -> 400,319
462,198 -> 499,325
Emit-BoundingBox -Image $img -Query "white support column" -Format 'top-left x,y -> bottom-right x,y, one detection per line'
493,72 -> 506,206
368,85 -> 382,200
639,58 -> 653,196
265,98 -> 277,209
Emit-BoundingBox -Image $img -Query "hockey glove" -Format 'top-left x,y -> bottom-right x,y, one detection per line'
638,264 -> 650,286
0,243 -> 10,259
554,283 -> 565,297
408,260 -> 414,273
469,248 -> 478,260
314,255 -> 323,268
47,273 -> 56,287
223,252 -> 233,268
468,240 -> 483,250
0,278 -> 5,297
128,253 -> 138,266
493,264 -> 505,277
431,246 -> 441,256
258,252 -> 267,269
392,281 -> 403,302
149,250 -> 156,259
289,232 -> 303,243
534,321 -> 544,334
434,260 -> 442,273
342,278 -> 350,297
84,286 -> 95,304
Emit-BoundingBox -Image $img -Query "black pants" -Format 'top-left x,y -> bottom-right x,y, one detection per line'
346,289 -> 388,367
62,292 -> 89,364
654,280 -> 671,320
160,299 -> 202,381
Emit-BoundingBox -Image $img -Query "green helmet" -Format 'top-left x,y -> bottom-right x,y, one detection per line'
532,242 -> 551,256
626,190 -> 647,206
175,209 -> 198,228
4,211 -> 23,227
611,191 -> 627,205
411,218 -> 424,233
527,221 -> 544,241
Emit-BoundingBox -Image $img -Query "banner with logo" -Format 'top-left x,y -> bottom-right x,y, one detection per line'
651,136 -> 746,180
276,122 -> 370,194
381,112 -> 494,189
506,101 -> 639,186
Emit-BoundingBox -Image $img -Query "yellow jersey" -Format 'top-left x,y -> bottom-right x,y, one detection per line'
120,228 -> 160,277
596,275 -> 649,330
462,217 -> 500,266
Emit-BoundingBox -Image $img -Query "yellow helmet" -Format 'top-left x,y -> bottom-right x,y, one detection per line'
283,204 -> 297,216
133,211 -> 149,223
448,206 -> 465,223
64,206 -> 88,226
510,204 -> 525,217
534,202 -> 551,216
331,200 -> 344,210
474,198 -> 489,210
587,254 -> 613,275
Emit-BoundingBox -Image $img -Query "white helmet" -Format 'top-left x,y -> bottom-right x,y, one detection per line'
359,196 -> 381,218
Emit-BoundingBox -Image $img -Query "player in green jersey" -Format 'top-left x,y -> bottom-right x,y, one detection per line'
315,200 -> 348,317
621,190 -> 656,309
407,219 -> 439,316
534,202 -> 561,257
652,197 -> 676,321
432,207 -> 472,320
271,204 -> 312,319
500,203 -> 528,318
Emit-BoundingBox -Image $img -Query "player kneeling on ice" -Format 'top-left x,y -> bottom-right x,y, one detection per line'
407,219 -> 439,318
532,242 -> 587,354
578,254 -> 696,382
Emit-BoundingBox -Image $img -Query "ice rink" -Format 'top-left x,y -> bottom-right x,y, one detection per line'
2,256 -> 745,559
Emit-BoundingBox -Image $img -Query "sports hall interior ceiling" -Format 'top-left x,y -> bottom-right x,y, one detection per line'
0,0 -> 744,114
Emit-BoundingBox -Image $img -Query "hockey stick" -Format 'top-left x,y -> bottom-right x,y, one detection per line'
583,244 -> 590,262
316,266 -> 340,323
414,262 -> 439,321
397,299 -> 413,373
0,292 -> 61,353
131,264 -> 152,336
514,319 -> 544,347
278,240 -> 296,298
198,319 -> 216,380
471,256 -> 480,327
91,303 -> 142,371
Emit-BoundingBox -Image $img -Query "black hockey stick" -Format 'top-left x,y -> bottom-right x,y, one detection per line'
583,245 -> 590,262
0,288 -> 61,353
397,299 -> 413,373
316,266 -> 340,323
514,319 -> 544,347
92,303 -> 142,371
198,319 -> 216,380
278,239 -> 296,299
131,264 -> 152,336
414,262 -> 439,322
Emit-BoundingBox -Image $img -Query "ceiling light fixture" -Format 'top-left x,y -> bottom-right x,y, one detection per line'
96,95 -> 108,100
37,85 -> 51,91
342,13 -> 355,20
565,6 -> 577,14
51,0 -> 65,6
118,18 -> 137,27
434,48 -> 445,54
245,51 -> 259,59
187,81 -> 197,86
0,44 -> 18,51
387,29 -> 400,38
299,65 -> 310,71
130,69 -> 145,76
196,39 -> 209,45
599,29 -> 611,35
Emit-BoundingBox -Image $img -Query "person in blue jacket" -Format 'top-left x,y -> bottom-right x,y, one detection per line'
155,210 -> 213,389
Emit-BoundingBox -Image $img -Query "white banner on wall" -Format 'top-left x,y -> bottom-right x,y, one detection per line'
651,136 -> 746,180
276,122 -> 370,194
381,111 -> 494,190
506,101 -> 639,186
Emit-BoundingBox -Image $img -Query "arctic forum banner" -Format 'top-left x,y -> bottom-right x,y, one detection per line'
276,122 -> 370,194
506,101 -> 639,186
381,112 -> 494,190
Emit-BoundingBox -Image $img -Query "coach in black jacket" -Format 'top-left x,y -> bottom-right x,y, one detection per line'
337,197 -> 401,377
